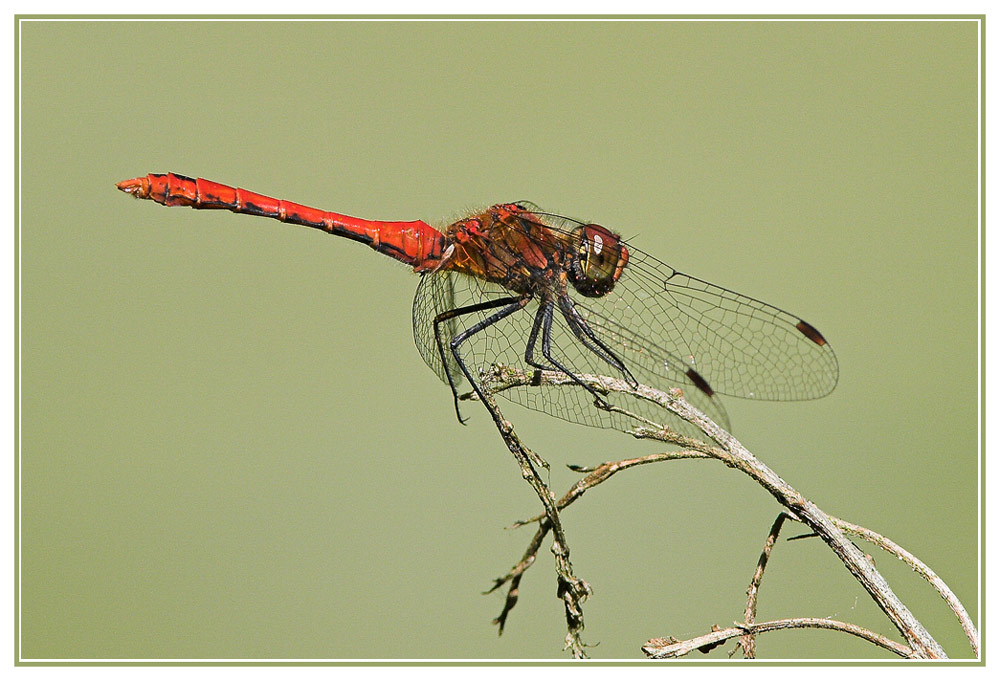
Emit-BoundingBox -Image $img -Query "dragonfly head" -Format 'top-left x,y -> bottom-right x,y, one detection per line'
567,224 -> 630,297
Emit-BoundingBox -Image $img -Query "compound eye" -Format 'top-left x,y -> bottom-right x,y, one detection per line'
568,224 -> 629,297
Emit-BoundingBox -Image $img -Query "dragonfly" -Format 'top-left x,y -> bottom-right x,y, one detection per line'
116,172 -> 839,437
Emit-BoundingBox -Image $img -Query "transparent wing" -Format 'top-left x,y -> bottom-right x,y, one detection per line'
591,251 -> 839,401
412,270 -> 732,437
412,203 -> 838,434
515,204 -> 840,401
411,268 -> 463,387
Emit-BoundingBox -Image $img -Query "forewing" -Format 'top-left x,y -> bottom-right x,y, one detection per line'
610,248 -> 839,401
511,204 -> 839,401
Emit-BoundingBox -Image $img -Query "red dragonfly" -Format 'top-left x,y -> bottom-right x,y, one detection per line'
117,173 -> 838,436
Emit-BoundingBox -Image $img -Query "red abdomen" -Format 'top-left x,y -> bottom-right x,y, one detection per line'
117,172 -> 448,270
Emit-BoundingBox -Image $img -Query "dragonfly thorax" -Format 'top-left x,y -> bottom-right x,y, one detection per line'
442,207 -> 557,293
441,207 -> 631,300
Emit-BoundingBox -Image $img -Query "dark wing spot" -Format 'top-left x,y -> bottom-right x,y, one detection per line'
686,368 -> 715,397
796,320 -> 828,346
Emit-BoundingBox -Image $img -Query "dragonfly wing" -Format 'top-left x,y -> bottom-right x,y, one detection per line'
413,270 -> 527,389
411,270 -> 731,437
508,204 -> 839,402
537,294 -> 733,435
615,249 -> 839,400
413,204 -> 837,436
412,271 -> 464,387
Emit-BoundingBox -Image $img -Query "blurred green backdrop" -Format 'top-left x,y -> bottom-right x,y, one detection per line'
18,19 -> 979,660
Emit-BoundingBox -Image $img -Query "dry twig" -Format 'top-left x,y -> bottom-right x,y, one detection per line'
830,516 -> 979,656
472,386 -> 591,658
477,366 -> 966,659
739,512 -> 794,658
484,450 -> 709,637
642,618 -> 916,659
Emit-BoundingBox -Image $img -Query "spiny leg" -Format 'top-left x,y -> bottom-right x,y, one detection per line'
433,295 -> 526,424
447,295 -> 533,427
523,299 -> 559,373
556,294 -> 638,386
538,300 -> 615,411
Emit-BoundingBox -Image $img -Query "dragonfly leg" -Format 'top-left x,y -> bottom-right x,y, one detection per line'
522,299 -> 559,373
433,295 -> 529,424
538,301 -> 616,411
556,294 -> 638,386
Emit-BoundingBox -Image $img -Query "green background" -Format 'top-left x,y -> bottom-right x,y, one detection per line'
18,19 -> 980,660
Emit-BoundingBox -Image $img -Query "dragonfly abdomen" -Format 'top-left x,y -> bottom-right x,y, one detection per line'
116,172 -> 448,270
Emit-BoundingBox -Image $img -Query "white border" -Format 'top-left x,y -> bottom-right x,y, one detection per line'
9,12 -> 986,668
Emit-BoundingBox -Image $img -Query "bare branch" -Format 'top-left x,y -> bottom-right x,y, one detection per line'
474,386 -> 592,658
484,520 -> 547,634
513,450 -> 711,527
484,366 -> 950,659
642,618 -> 916,659
830,516 -> 980,656
485,450 -> 710,635
741,512 -> 795,658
